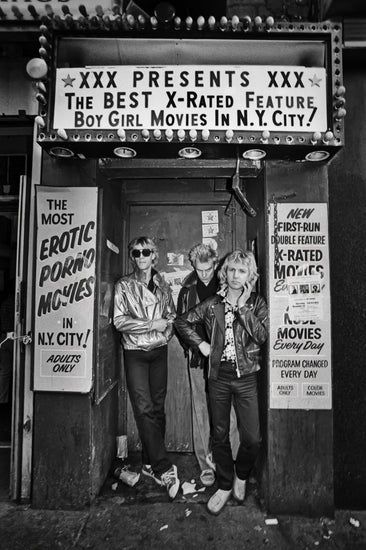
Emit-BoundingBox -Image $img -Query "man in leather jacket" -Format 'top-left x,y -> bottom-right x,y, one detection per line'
177,243 -> 219,488
114,236 -> 180,499
175,249 -> 268,515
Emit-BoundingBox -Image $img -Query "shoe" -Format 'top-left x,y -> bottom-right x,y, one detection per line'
141,464 -> 162,486
160,464 -> 180,500
200,468 -> 215,487
207,489 -> 232,515
206,452 -> 216,472
233,473 -> 247,502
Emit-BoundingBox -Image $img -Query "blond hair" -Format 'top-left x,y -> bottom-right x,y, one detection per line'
218,249 -> 258,287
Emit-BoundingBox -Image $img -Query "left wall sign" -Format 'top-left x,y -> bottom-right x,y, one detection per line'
34,186 -> 98,392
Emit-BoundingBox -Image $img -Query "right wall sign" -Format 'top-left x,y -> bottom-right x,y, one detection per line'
268,202 -> 331,410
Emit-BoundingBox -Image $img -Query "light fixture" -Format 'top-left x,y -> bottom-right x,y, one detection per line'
189,129 -> 198,142
231,15 -> 240,31
114,147 -> 137,158
305,151 -> 330,162
49,147 -> 74,158
311,131 -> 321,145
185,16 -> 193,30
178,147 -> 202,159
177,129 -> 185,142
322,131 -> 334,144
197,15 -> 205,30
225,129 -> 234,143
117,128 -> 126,141
154,2 -> 175,24
26,57 -> 48,80
35,115 -> 45,128
208,15 -> 216,30
57,128 -> 68,140
242,149 -> 266,160
261,130 -> 270,143
165,129 -> 173,142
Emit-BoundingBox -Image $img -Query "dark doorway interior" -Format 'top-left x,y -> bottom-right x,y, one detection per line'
0,155 -> 23,500
0,210 -> 17,501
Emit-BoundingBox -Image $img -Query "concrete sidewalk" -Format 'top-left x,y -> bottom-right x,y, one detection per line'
1,496 -> 366,550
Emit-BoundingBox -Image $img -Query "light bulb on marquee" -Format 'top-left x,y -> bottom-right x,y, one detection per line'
225,130 -> 234,143
189,129 -> 198,142
197,16 -> 205,30
26,58 -> 48,80
208,16 -> 216,30
57,128 -> 68,140
117,128 -> 126,141
231,15 -> 240,31
165,129 -> 173,142
177,129 -> 185,142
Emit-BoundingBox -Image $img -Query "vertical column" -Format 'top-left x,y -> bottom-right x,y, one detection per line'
264,162 -> 334,516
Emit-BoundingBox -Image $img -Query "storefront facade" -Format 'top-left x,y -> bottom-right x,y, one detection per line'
1,0 -> 365,513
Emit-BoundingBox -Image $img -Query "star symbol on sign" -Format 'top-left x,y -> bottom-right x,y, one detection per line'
309,74 -> 322,87
62,74 -> 75,87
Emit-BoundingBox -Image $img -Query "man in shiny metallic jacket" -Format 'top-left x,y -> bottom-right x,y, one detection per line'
113,236 -> 180,499
175,249 -> 268,515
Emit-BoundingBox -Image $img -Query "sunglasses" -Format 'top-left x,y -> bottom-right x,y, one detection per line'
132,249 -> 152,258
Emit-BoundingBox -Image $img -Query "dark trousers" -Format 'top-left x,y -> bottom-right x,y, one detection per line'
208,363 -> 261,490
124,346 -> 171,476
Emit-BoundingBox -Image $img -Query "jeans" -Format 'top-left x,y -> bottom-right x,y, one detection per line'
189,365 -> 240,471
124,346 -> 171,476
208,362 -> 261,490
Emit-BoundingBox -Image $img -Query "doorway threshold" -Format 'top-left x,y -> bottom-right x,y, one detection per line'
99,452 -> 260,508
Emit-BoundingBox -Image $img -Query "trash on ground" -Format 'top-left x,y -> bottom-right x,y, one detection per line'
197,487 -> 206,493
114,467 -> 140,487
322,522 -> 331,539
185,508 -> 192,517
111,482 -> 118,491
182,481 -> 197,495
159,524 -> 168,531
349,517 -> 360,528
265,518 -> 278,525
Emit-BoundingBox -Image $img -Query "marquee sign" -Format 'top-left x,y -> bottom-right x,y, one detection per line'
54,65 -> 327,133
32,21 -> 344,160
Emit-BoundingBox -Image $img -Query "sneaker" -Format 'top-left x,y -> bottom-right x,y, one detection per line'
232,473 -> 247,502
207,489 -> 232,515
160,464 -> 180,500
206,452 -> 216,472
200,468 -> 215,487
141,464 -> 162,486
